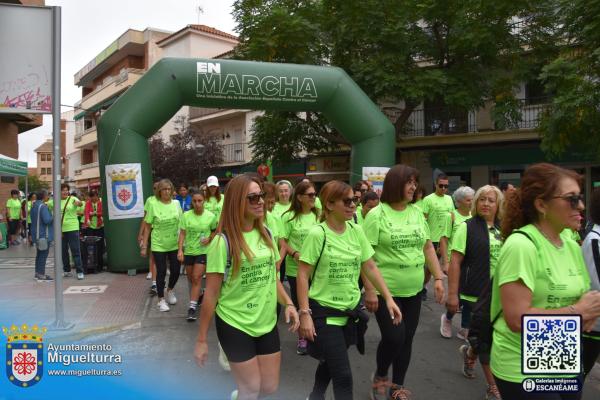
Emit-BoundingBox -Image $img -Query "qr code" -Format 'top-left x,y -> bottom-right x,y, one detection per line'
522,315 -> 581,374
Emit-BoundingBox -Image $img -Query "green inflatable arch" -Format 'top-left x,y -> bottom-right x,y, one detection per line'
97,58 -> 394,271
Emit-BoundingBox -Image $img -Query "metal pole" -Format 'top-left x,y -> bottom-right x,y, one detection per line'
25,175 -> 28,243
50,6 -> 72,331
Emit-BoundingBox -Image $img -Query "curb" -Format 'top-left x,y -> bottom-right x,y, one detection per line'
46,321 -> 142,343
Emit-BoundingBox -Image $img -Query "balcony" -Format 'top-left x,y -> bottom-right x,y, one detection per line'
222,142 -> 248,164
74,126 -> 97,149
399,97 -> 550,138
189,107 -> 224,119
78,68 -> 144,113
74,162 -> 100,181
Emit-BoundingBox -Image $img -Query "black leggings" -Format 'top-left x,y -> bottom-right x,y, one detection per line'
375,294 -> 422,385
309,323 -> 352,400
152,250 -> 180,298
583,336 -> 600,378
494,376 -> 582,400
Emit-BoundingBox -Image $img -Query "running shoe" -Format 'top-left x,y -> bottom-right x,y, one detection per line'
230,390 -> 238,400
35,274 -> 54,282
459,344 -> 476,379
166,290 -> 177,305
370,372 -> 390,400
186,307 -> 197,322
297,337 -> 308,355
149,284 -> 157,296
440,313 -> 452,338
63,271 -> 73,278
157,299 -> 170,312
77,272 -> 84,280
485,384 -> 501,400
457,327 -> 469,341
389,384 -> 412,400
146,271 -> 152,280
218,343 -> 231,371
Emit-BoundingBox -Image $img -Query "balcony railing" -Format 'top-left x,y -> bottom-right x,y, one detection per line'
399,97 -> 550,137
222,143 -> 247,163
189,107 -> 225,119
74,162 -> 99,175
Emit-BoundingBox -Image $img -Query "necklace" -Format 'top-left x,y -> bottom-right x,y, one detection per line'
534,224 -> 563,249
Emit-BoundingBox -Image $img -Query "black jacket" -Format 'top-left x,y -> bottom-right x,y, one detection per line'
459,215 -> 499,297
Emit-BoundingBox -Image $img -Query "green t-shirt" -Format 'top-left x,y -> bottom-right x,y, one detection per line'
207,229 -> 280,336
26,200 -> 33,224
300,222 -> 374,325
60,197 -> 81,233
445,210 -> 472,260
144,196 -> 157,213
315,197 -> 322,211
413,199 -> 424,212
363,203 -> 430,297
6,198 -> 21,220
179,209 -> 217,256
354,211 -> 364,226
265,211 -> 282,243
204,195 -> 224,219
46,199 -> 54,214
422,193 -> 455,242
282,211 -> 319,277
272,202 -> 291,218
561,228 -> 580,243
144,200 -> 182,252
490,224 -> 590,383
450,222 -> 503,302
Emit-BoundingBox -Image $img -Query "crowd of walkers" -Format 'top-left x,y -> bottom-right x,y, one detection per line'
10,160 -> 600,399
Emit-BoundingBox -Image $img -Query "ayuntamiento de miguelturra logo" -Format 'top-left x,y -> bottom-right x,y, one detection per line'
4,324 -> 46,388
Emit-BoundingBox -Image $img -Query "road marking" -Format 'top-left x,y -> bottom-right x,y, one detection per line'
63,285 -> 108,294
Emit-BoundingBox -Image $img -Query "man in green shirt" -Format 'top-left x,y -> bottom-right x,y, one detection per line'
6,189 -> 22,246
60,184 -> 84,279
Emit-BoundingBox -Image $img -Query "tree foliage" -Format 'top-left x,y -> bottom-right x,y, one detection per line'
538,0 -> 600,159
232,0 -> 559,163
149,116 -> 223,186
18,175 -> 49,193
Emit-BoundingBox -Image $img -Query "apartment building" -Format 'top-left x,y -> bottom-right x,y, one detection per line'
0,0 -> 45,214
71,28 -> 172,192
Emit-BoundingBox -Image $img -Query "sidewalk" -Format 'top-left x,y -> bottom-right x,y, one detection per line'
0,242 -> 150,340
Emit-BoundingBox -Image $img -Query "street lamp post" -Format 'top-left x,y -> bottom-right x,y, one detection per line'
195,143 -> 205,186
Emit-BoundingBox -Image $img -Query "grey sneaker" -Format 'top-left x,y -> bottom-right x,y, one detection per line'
186,307 -> 197,321
459,344 -> 476,379
63,271 -> 73,278
370,372 -> 390,400
35,274 -> 54,282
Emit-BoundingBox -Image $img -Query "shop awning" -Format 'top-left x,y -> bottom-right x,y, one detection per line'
0,153 -> 27,176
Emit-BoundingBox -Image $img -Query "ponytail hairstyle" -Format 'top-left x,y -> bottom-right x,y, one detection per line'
217,174 -> 274,276
283,180 -> 319,222
319,180 -> 352,222
501,163 -> 582,238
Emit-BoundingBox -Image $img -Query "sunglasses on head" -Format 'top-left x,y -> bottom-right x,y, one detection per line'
246,191 -> 266,205
552,193 -> 584,210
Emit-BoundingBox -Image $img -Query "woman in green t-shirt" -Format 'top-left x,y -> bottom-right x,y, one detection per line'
281,180 -> 320,356
492,163 -> 600,399
141,179 -> 182,312
6,189 -> 23,246
273,180 -> 293,282
177,191 -> 217,321
363,165 -> 445,400
443,184 -> 503,399
194,174 -> 299,400
204,175 -> 224,220
60,184 -> 84,279
297,180 -> 402,400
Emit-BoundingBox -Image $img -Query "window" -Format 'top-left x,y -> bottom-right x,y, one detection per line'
40,154 -> 46,161
40,168 -> 46,175
0,176 -> 15,184
47,168 -> 52,176
47,154 -> 52,161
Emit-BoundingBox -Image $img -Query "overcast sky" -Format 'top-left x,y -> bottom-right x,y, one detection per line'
17,0 -> 236,166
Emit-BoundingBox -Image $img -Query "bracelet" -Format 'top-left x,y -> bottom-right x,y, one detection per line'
292,251 -> 298,257
299,308 -> 312,316
285,303 -> 295,308
568,305 -> 578,314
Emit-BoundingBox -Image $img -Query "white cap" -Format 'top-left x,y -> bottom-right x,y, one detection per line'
207,176 -> 219,187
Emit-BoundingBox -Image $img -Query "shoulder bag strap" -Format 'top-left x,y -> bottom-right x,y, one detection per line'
36,203 -> 43,241
61,196 -> 71,225
310,225 -> 327,282
591,238 -> 600,280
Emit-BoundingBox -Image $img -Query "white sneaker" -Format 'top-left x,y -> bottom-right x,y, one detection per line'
218,342 -> 231,371
166,290 -> 177,305
440,313 -> 453,338
157,299 -> 170,312
77,272 -> 84,280
457,327 -> 469,341
230,390 -> 238,400
146,271 -> 152,280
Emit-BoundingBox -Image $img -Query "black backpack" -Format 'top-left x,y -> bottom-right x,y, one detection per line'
468,230 -> 533,355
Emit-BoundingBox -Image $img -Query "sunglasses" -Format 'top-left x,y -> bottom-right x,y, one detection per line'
552,193 -> 584,210
246,192 -> 266,205
438,184 -> 449,189
342,197 -> 355,207
303,192 -> 317,199
353,196 -> 361,203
